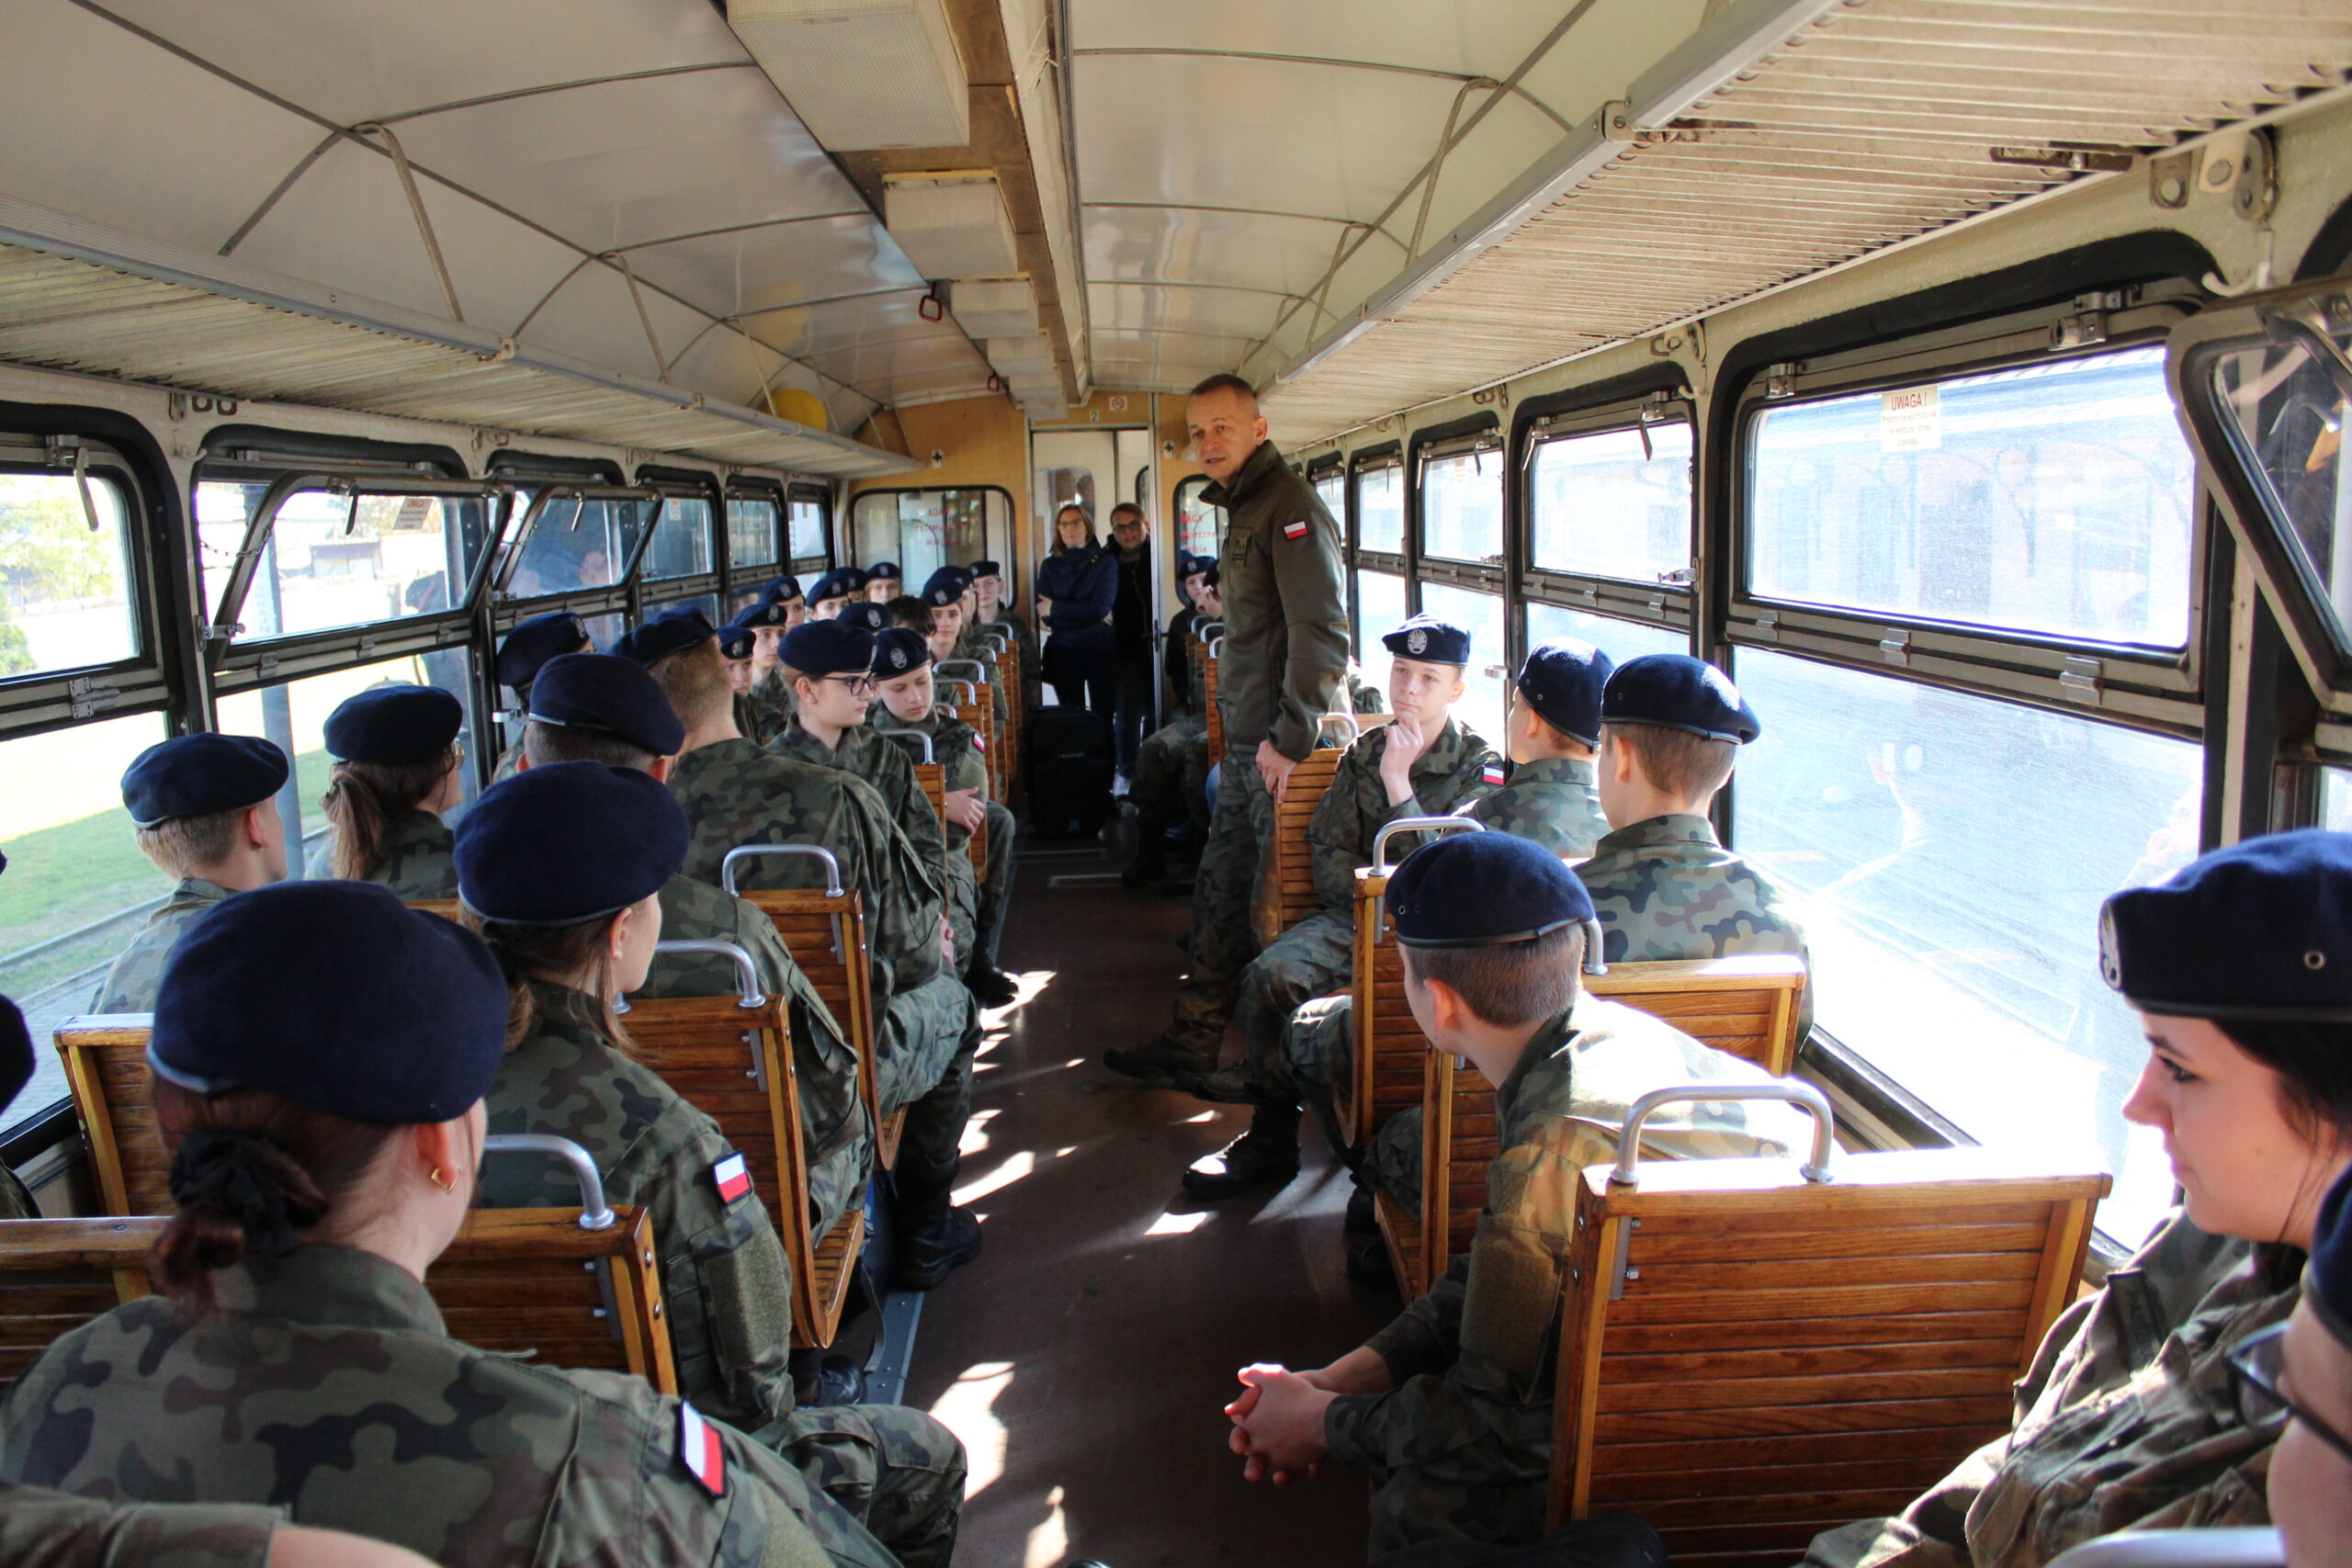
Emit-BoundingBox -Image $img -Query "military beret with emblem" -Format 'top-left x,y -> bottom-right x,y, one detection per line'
866,560 -> 902,582
1203,561 -> 1220,589
839,602 -> 890,634
873,627 -> 932,677
1390,830 -> 1597,950
1382,613 -> 1470,667
149,879 -> 507,1123
922,567 -> 972,607
1182,554 -> 1213,581
2311,1163 -> 2352,1351
718,623 -> 757,661
495,610 -> 590,690
528,652 -> 685,758
808,567 -> 865,603
757,575 -> 801,605
1517,637 -> 1616,750
121,733 -> 288,827
1600,654 -> 1759,745
781,618 -> 875,678
968,558 -> 1001,579
610,604 -> 715,669
324,684 -> 464,765
455,761 -> 688,926
2100,829 -> 2352,1021
737,599 -> 791,628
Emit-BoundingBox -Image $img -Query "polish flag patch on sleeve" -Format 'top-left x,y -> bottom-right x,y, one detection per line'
678,1402 -> 728,1497
974,734 -> 987,752
1283,518 -> 1310,540
1483,763 -> 1507,786
712,1153 -> 752,1206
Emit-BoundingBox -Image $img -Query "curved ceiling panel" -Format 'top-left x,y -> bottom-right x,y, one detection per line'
626,216 -> 923,324
1071,0 -> 1577,82
1087,280 -> 1292,343
1083,206 -> 1396,299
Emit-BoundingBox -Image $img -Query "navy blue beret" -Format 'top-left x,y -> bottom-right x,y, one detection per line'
611,605 -> 714,669
922,568 -> 971,607
1517,638 -> 1616,749
0,995 -> 30,1112
1203,562 -> 1220,589
528,653 -> 684,758
1182,554 -> 1213,580
718,623 -> 757,660
149,880 -> 506,1124
840,602 -> 890,634
808,568 -> 865,603
866,560 -> 902,581
122,734 -> 288,827
874,627 -> 932,678
1601,655 -> 1758,745
758,575 -> 801,605
2101,829 -> 2352,1021
455,761 -> 688,925
324,685 -> 463,765
737,599 -> 791,629
2312,1164 -> 2352,1350
781,619 -> 876,678
1390,831 -> 1595,949
968,558 -> 1001,578
1382,614 -> 1470,667
496,611 -> 589,690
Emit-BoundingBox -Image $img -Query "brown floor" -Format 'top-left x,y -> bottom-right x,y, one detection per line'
904,840 -> 1396,1568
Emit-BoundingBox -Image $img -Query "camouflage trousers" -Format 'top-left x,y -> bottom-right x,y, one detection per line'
1367,1427 -> 1551,1560
1168,743 -> 1278,1053
1132,712 -> 1211,840
756,1404 -> 967,1568
877,974 -> 979,1171
1232,907 -> 1353,1101
945,853 -> 979,971
1284,991 -> 1429,1209
808,1136 -> 873,1243
972,799 -> 1016,971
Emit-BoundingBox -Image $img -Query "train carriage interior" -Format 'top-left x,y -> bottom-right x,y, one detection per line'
4,1 -> 2352,1565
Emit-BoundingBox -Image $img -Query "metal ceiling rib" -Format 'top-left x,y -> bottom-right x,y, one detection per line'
1259,0 -> 2352,444
0,195 -> 915,478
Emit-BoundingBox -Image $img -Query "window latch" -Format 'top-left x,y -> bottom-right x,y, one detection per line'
2052,291 -> 2122,351
1657,566 -> 1695,586
1753,611 -> 1778,640
1764,363 -> 1799,400
2060,655 -> 2103,702
68,675 -> 118,719
1879,630 -> 1912,666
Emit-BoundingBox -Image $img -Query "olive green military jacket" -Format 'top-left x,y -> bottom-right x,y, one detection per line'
91,877 -> 232,1012
1804,1215 -> 2293,1568
873,708 -> 988,846
744,666 -> 795,747
938,633 -> 1008,731
481,981 -> 799,1431
768,721 -> 948,886
1307,718 -> 1502,912
1459,757 -> 1609,861
668,737 -> 945,999
0,1482 -> 277,1568
1325,997 -> 1810,1476
0,1245 -> 876,1568
1206,440 -> 1349,762
305,809 -> 457,899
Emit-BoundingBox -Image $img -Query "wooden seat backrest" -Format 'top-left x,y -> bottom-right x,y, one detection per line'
1204,644 -> 1223,758
0,1208 -> 674,1398
991,637 -> 1021,759
1251,717 -> 1386,948
55,1016 -> 169,1215
947,698 -> 994,873
625,990 -> 865,1348
409,897 -> 462,921
911,760 -> 950,862
737,888 -> 899,1168
1551,1148 -> 2108,1567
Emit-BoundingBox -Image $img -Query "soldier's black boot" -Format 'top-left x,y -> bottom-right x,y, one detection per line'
1121,829 -> 1169,888
1181,1101 -> 1302,1199
890,1153 -> 983,1291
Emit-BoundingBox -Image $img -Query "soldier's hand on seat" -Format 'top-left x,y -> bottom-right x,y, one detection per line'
1227,1363 -> 1333,1484
944,788 -> 987,832
1257,739 -> 1298,804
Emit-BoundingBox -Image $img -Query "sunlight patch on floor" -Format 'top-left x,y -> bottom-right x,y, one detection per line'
928,1359 -> 1013,1495
954,1148 -> 1035,1205
1023,1485 -> 1068,1568
1144,1210 -> 1210,1236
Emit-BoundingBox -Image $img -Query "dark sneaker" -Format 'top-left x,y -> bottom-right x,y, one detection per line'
1102,1034 -> 1212,1085
1173,1065 -> 1257,1105
1181,1124 -> 1301,1200
1346,1237 -> 1397,1290
1345,1184 -> 1376,1234
1121,841 -> 1169,888
964,964 -> 1019,1007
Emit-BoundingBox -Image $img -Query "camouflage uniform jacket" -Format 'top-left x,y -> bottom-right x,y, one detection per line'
1459,757 -> 1608,861
0,1482 -> 277,1568
0,1244 -> 876,1568
744,666 -> 796,746
1326,998 -> 1811,1478
91,878 -> 231,1012
640,874 -> 869,1232
966,612 -> 1036,701
1308,718 -> 1502,912
669,738 -> 944,998
769,721 -> 947,887
1209,440 -> 1349,762
1804,1215 -> 2291,1568
305,809 -> 458,899
876,708 -> 987,849
481,981 -> 799,1431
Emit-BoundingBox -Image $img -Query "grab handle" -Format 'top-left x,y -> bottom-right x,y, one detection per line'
650,940 -> 765,1009
1609,1080 -> 1835,1188
722,843 -> 845,897
1371,814 -> 1482,872
481,1133 -> 616,1230
876,727 -> 935,763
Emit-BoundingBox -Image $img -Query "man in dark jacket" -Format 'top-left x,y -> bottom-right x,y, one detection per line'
1104,373 -> 1348,1087
1107,501 -> 1157,783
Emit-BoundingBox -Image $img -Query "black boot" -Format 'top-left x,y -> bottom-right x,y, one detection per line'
1182,1101 -> 1302,1199
890,1153 -> 983,1291
1122,829 -> 1170,888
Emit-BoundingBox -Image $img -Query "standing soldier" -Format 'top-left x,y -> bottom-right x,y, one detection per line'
1105,373 -> 1348,1085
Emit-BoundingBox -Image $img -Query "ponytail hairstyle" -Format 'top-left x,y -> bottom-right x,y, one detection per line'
464,910 -> 633,1053
2215,1018 -> 2352,1282
149,1078 -> 402,1308
322,750 -> 458,879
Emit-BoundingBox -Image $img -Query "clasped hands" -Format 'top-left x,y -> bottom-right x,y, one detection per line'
1224,1363 -> 1337,1485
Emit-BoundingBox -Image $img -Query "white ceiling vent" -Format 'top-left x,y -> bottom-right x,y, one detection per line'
885,173 -> 1020,281
728,0 -> 970,152
954,276 -> 1040,339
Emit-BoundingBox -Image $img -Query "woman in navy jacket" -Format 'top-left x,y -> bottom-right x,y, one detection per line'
1035,504 -> 1119,714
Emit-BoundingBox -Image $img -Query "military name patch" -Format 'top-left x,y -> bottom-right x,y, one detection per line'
1483,763 -> 1506,785
1283,519 -> 1309,540
678,1402 -> 728,1497
712,1153 -> 752,1206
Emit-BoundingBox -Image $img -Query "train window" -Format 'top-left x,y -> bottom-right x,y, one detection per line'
195,481 -> 494,639
1354,460 -> 1405,557
1354,570 -> 1408,687
649,592 -> 721,626
1526,603 -> 1688,664
640,496 -> 716,581
1747,345 -> 2196,648
1419,444 -> 1503,565
850,488 -> 1010,584
1174,474 -> 1220,560
504,494 -> 650,599
0,709 -> 171,1134
1733,649 -> 2199,1248
1418,581 -> 1508,741
2325,766 -> 2352,831
0,469 -> 139,675
729,496 -> 781,571
1529,422 -> 1693,584
787,491 -> 831,566
1312,467 -> 1344,521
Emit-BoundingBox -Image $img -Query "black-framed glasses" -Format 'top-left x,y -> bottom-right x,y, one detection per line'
2225,1320 -> 2352,1465
817,673 -> 876,696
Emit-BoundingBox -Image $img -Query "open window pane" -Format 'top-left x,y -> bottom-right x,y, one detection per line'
1747,345 -> 2196,647
2323,766 -> 2352,830
1530,422 -> 1692,583
1175,475 -> 1221,561
506,495 -> 649,599
1528,603 -> 1689,664
1419,448 -> 1503,564
1355,465 -> 1404,555
851,489 -> 1006,587
1418,581 -> 1508,743
1734,649 -> 2199,1248
1354,569 -> 1408,690
641,496 -> 715,581
729,497 -> 780,570
1313,470 -> 1344,521
196,482 -> 492,639
787,496 -> 829,562
0,470 -> 139,674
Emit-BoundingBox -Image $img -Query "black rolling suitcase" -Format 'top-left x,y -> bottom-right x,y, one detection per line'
1027,705 -> 1114,838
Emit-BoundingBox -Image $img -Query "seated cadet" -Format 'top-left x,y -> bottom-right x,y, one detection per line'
0,878 -> 938,1568
1223,833 -> 1805,1559
1806,828 -> 2352,1568
92,734 -> 288,1011
1125,559 -> 1222,891
0,1481 -> 441,1568
921,567 -> 1008,735
808,567 -> 864,621
873,626 -> 1020,1007
489,608 -> 590,783
720,613 -> 757,697
0,996 -> 37,1215
965,557 -> 1040,705
1179,614 -> 1505,1201
865,560 -> 903,604
516,651 -> 872,1265
740,588 -> 799,743
308,684 -> 466,898
2266,1164 -> 2352,1566
653,621 -> 985,1292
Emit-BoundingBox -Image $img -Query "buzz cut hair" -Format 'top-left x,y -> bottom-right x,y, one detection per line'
1189,372 -> 1258,404
649,639 -> 729,730
133,808 -> 247,878
887,595 -> 933,632
522,720 -> 660,773
1604,720 -> 1737,803
1400,924 -> 1585,1029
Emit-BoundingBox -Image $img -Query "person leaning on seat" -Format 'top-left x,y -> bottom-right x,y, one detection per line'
1804,829 -> 2352,1568
308,683 -> 467,898
1223,832 -> 1803,1560
0,876 -> 933,1568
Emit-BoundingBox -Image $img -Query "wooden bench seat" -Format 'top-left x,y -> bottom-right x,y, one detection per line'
1252,713 -> 1385,949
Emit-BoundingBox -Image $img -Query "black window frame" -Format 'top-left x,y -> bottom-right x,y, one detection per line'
1517,384 -> 1699,645
723,476 -> 788,604
786,480 -> 833,576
